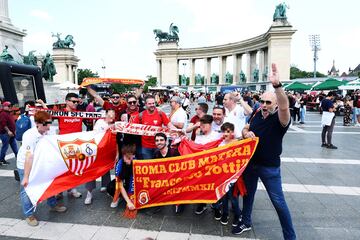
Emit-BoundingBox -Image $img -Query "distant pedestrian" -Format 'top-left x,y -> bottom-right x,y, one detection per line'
320,92 -> 337,149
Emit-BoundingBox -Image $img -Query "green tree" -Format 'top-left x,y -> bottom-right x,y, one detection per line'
290,65 -> 326,79
77,68 -> 99,85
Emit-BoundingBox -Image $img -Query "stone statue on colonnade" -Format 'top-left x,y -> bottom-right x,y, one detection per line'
273,2 -> 289,21
153,23 -> 179,42
52,32 -> 76,48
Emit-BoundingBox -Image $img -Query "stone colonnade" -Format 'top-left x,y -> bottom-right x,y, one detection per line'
52,48 -> 80,84
155,23 -> 296,90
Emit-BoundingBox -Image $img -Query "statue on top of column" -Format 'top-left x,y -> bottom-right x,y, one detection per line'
153,23 -> 179,42
52,33 -> 76,48
273,2 -> 289,21
41,53 -> 57,82
0,45 -> 14,62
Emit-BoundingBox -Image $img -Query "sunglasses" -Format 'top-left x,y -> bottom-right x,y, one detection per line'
213,105 -> 225,109
111,96 -> 120,99
260,100 -> 272,105
128,101 -> 137,105
42,120 -> 52,126
155,139 -> 165,142
68,100 -> 79,104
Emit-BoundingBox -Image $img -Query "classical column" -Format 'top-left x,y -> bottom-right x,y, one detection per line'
250,52 -> 257,82
0,0 -> 11,24
258,50 -> 265,82
219,56 -> 226,85
245,53 -> 251,83
204,58 -> 211,85
189,58 -> 195,86
266,25 -> 296,82
232,54 -> 240,85
67,65 -> 73,83
74,66 -> 78,85
156,60 -> 162,86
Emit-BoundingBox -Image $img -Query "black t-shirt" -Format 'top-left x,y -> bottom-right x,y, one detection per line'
119,161 -> 133,192
153,148 -> 180,159
119,110 -> 141,146
249,111 -> 289,167
321,99 -> 334,111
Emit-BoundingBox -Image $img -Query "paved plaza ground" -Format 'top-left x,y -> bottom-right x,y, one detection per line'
0,105 -> 359,239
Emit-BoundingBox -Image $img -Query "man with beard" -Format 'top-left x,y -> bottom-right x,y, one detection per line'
139,95 -> 175,160
212,105 -> 225,138
153,133 -> 181,213
119,94 -> 142,158
87,86 -> 127,120
236,64 -> 296,239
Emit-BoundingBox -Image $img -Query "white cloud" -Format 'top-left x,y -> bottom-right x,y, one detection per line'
23,31 -> 53,54
29,10 -> 52,21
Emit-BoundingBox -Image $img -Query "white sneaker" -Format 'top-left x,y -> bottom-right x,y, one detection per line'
70,188 -> 82,198
100,187 -> 107,193
84,191 -> 92,205
110,199 -> 119,208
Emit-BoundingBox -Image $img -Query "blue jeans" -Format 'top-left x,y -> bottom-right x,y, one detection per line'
141,147 -> 156,160
0,133 -> 18,160
18,168 -> 57,217
242,164 -> 296,240
300,107 -> 306,123
222,184 -> 241,219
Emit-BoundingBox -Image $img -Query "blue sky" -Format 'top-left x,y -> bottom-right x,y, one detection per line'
8,0 -> 360,80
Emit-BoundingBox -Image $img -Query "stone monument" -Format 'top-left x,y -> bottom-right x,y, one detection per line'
50,33 -> 80,84
0,0 -> 26,62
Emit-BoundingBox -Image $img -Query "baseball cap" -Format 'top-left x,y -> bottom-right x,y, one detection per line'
2,101 -> 11,107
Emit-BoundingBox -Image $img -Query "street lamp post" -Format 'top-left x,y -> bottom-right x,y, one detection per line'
101,59 -> 106,78
309,35 -> 321,78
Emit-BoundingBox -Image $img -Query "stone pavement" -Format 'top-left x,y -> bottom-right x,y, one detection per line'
0,108 -> 359,239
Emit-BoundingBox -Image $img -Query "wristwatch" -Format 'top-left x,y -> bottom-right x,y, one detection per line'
273,82 -> 282,88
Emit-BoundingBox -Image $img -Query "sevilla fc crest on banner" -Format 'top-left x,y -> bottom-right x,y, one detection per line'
58,139 -> 98,176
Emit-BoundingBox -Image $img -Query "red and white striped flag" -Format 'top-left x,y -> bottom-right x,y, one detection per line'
25,130 -> 117,205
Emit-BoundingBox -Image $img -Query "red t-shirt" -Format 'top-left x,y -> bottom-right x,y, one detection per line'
58,109 -> 83,135
140,109 -> 170,148
103,101 -> 127,121
190,115 -> 200,141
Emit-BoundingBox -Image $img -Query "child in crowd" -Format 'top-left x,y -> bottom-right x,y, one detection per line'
217,122 -> 242,227
111,144 -> 136,211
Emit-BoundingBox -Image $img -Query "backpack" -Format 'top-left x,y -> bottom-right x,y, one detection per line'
15,114 -> 31,141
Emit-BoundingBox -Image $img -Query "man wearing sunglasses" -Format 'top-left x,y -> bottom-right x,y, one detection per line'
17,111 -> 67,226
57,93 -> 83,198
87,86 -> 143,121
237,64 -> 296,239
119,94 -> 142,159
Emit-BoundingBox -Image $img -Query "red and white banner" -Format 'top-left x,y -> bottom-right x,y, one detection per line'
29,108 -> 106,119
25,130 -> 117,205
114,121 -> 179,137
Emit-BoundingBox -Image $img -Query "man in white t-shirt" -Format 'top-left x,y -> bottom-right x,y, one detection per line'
223,92 -> 252,139
169,96 -> 188,131
211,105 -> 226,139
17,111 -> 67,227
194,114 -> 221,144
